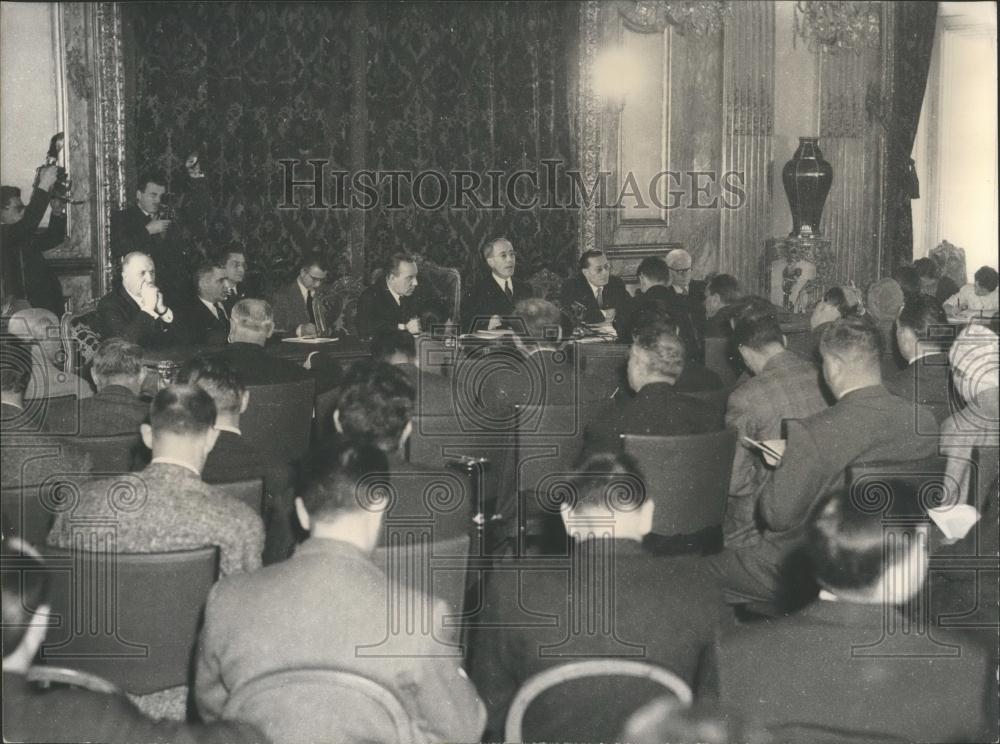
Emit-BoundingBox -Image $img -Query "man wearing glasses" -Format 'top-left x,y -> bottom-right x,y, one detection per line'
559,249 -> 632,337
269,250 -> 330,337
662,248 -> 707,363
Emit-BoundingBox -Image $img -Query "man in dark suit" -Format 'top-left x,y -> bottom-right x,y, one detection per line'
470,452 -> 725,741
218,246 -> 249,313
355,252 -> 423,339
461,237 -> 534,333
194,440 -> 486,744
212,299 -> 312,387
176,263 -> 231,346
268,250 -> 329,337
559,249 -> 632,337
702,273 -> 742,338
0,166 -> 66,315
706,316 -> 940,606
584,322 -> 723,454
662,248 -> 706,362
706,490 -> 998,743
95,251 -> 179,349
885,294 -> 954,423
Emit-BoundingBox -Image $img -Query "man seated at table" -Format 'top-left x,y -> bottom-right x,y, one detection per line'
176,263 -> 231,346
559,249 -> 631,337
583,321 -> 723,453
944,265 -> 999,318
269,250 -> 330,337
213,299 -> 312,387
194,440 -> 486,744
663,248 -> 707,363
885,293 -> 954,423
95,251 -> 178,349
703,273 -> 742,337
7,308 -> 93,401
217,245 -> 249,312
461,237 -> 534,333
355,252 -> 423,339
48,384 -> 265,576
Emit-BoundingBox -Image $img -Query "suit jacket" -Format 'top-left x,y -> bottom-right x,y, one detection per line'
201,429 -> 291,505
211,342 -> 312,388
461,276 -> 534,333
194,537 -> 485,743
0,186 -> 66,315
708,599 -> 998,743
48,462 -> 264,576
661,281 -> 707,363
268,280 -> 313,333
559,273 -> 632,334
397,362 -> 455,417
176,298 -> 231,346
354,280 -> 420,339
585,380 -> 724,453
723,350 -> 828,547
884,352 -> 954,424
43,384 -> 149,437
469,540 -> 724,740
110,205 -> 191,306
95,285 -> 178,349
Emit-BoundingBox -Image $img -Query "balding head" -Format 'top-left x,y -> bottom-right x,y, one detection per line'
121,252 -> 156,296
819,316 -> 882,399
230,299 -> 274,345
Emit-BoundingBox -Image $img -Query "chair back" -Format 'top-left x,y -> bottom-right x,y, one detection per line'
578,345 -> 629,402
703,336 -> 739,388
40,545 -> 219,694
212,477 -> 264,515
681,387 -> 731,418
222,668 -> 421,744
505,659 -> 692,744
241,377 -> 315,464
414,254 -> 462,324
846,455 -> 953,518
73,433 -> 143,473
1,484 -> 56,547
59,301 -> 101,377
621,429 -> 738,538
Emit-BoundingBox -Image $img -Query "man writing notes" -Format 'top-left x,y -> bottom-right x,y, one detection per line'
462,237 -> 534,333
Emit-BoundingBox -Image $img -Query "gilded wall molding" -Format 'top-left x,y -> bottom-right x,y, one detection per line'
577,0 -> 603,255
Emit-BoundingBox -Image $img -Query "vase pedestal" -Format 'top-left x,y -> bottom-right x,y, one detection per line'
765,237 -> 833,313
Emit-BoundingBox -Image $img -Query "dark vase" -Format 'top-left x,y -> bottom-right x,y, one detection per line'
782,137 -> 833,238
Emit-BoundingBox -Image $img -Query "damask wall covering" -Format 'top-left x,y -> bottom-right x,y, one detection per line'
124,1 -> 580,293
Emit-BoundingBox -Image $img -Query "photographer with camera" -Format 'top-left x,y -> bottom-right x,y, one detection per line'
0,161 -> 67,316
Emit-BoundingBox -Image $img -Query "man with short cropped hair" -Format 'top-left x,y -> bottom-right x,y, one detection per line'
356,252 -> 431,339
178,263 -> 231,345
559,249 -> 632,335
371,329 -> 453,415
461,237 -> 535,333
703,273 -> 742,337
214,299 -> 312,387
195,440 -> 486,743
218,246 -> 248,311
48,384 -> 264,576
885,294 -> 954,422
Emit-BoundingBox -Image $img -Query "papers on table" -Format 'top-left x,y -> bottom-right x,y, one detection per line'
281,336 -> 339,344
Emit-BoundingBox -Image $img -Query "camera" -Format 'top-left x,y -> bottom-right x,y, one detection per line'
45,132 -> 72,202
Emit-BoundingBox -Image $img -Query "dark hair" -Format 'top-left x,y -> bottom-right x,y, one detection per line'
807,489 -> 921,594
630,310 -> 678,342
193,262 -> 222,289
297,440 -> 390,522
136,171 -> 167,193
893,265 -> 921,297
822,286 -> 862,318
1,540 -> 49,653
149,384 -> 216,436
383,252 -> 416,277
0,342 -> 32,395
636,257 -> 670,285
515,298 -> 562,342
177,355 -> 245,417
371,330 -> 416,361
633,322 -> 685,381
706,274 -> 741,304
481,236 -> 512,261
92,337 -> 144,381
578,249 -> 606,271
566,452 -> 646,512
819,316 -> 882,366
913,257 -> 940,280
974,266 -> 999,292
896,294 -> 948,345
731,305 -> 783,351
336,361 -> 414,451
298,250 -> 330,274
0,185 -> 21,210
210,243 -> 246,267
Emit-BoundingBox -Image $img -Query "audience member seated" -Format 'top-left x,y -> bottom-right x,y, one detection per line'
48,384 -> 264,576
885,294 -> 954,423
559,249 -> 632,336
217,245 -> 249,312
356,252 -> 431,339
706,316 -> 939,606
703,273 -> 742,337
1,539 -> 267,744
469,452 -> 724,741
372,329 -> 452,414
723,306 -> 827,548
95,251 -> 178,349
194,440 -> 486,742
48,337 -> 149,436
7,308 -> 93,401
626,256 -> 673,341
707,490 -> 998,743
212,299 -> 312,387
893,264 -> 922,300
808,284 -> 864,332
914,256 -> 960,306
944,265 -> 999,317
269,250 -> 330,337
461,237 -> 535,333
177,263 -> 231,346
584,322 -> 723,453
623,316 -> 723,394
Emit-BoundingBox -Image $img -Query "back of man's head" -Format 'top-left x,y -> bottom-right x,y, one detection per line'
516,298 -> 562,343
974,265 -> 999,293
0,343 -> 32,397
177,355 -> 246,419
732,305 -> 784,352
148,384 -> 216,438
636,257 -> 670,286
371,330 -> 416,364
0,185 -> 21,210
706,273 -> 741,304
819,316 -> 882,374
230,299 -> 274,343
807,489 -> 927,603
631,321 -> 686,384
297,441 -> 390,524
2,539 -> 49,668
335,360 -> 415,452
896,294 -> 948,349
91,337 -> 144,390
561,452 -> 652,540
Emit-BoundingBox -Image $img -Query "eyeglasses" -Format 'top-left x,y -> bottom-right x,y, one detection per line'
670,267 -> 692,275
304,273 -> 328,283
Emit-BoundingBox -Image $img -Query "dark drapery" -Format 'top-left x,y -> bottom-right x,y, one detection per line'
882,1 -> 937,276
125,2 -> 579,294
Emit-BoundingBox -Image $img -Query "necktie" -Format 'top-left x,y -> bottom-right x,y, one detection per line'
596,286 -> 604,308
215,303 -> 228,321
306,290 -> 316,325
504,281 -> 513,303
